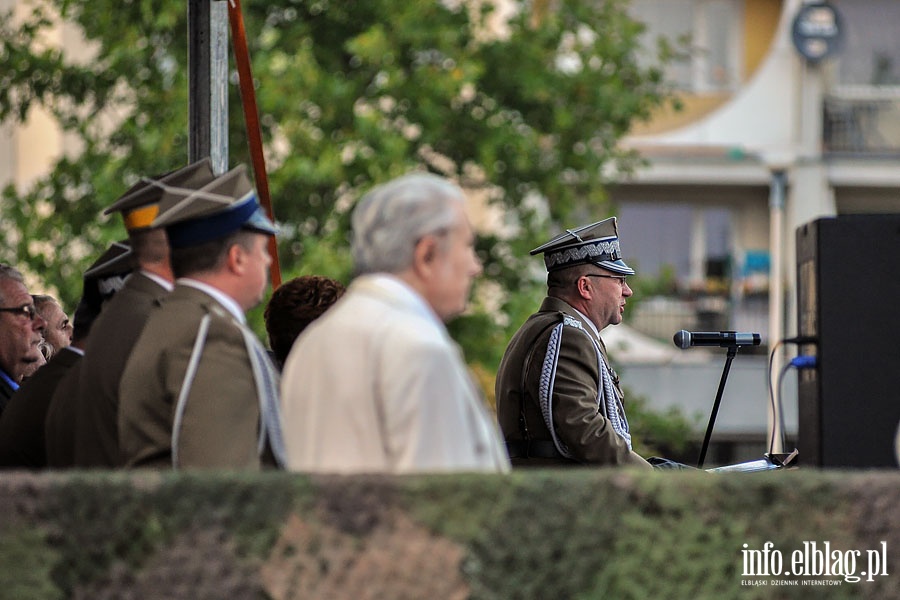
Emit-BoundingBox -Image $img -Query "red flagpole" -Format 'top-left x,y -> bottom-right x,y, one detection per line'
227,0 -> 282,288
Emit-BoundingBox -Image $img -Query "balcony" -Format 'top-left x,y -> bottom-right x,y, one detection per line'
824,86 -> 900,156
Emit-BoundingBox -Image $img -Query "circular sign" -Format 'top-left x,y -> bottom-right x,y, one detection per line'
791,2 -> 843,63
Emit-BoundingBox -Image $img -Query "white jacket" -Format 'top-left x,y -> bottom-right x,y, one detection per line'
280,274 -> 510,474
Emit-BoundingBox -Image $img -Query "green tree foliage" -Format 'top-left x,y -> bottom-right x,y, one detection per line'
1,0 -> 676,374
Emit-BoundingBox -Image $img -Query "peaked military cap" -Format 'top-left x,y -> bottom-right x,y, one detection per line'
84,240 -> 132,280
83,240 -> 134,299
104,158 -> 216,231
151,164 -> 278,248
530,217 -> 635,275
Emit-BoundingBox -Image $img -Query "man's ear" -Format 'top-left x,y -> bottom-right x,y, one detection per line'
412,235 -> 439,276
575,275 -> 592,300
227,243 -> 245,275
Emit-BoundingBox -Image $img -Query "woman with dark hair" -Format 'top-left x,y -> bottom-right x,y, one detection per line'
264,275 -> 345,370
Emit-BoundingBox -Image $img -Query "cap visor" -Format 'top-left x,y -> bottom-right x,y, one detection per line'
593,259 -> 635,276
243,208 -> 279,236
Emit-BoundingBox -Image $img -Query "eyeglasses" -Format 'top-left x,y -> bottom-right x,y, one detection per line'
0,304 -> 38,320
584,273 -> 629,288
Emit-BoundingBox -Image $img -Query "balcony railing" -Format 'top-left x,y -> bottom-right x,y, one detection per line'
629,291 -> 769,351
824,86 -> 900,156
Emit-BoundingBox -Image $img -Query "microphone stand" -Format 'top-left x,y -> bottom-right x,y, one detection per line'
697,344 -> 739,468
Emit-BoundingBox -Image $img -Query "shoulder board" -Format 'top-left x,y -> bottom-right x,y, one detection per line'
562,314 -> 584,330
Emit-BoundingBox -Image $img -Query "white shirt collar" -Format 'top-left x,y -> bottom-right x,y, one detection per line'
356,273 -> 442,328
140,269 -> 175,292
64,345 -> 85,357
569,305 -> 601,338
177,278 -> 246,324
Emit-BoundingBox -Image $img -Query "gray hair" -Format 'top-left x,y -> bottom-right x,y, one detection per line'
351,173 -> 464,275
0,264 -> 25,305
32,294 -> 60,312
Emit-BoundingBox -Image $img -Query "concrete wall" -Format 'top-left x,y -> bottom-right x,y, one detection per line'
623,356 -> 798,436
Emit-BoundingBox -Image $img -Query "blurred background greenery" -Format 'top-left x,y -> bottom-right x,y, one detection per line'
1,0 -> 695,455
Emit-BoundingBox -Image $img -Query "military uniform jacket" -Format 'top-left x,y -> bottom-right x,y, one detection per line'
496,296 -> 650,468
118,283 -> 283,470
73,271 -> 169,467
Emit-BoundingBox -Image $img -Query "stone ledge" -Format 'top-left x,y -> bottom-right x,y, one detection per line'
1,469 -> 897,599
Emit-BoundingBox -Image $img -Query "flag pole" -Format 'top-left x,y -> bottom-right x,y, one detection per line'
227,0 -> 282,288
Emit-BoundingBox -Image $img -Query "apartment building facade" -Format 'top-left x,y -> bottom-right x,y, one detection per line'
614,0 -> 900,345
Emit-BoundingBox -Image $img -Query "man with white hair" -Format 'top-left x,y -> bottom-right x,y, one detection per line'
280,172 -> 510,474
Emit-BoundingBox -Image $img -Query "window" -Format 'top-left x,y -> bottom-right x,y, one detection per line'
630,0 -> 744,93
830,0 -> 900,87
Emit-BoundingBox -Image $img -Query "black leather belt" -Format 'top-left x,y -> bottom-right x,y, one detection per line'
505,440 -> 566,460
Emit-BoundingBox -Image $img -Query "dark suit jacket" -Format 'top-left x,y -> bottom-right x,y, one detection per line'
496,296 -> 650,468
118,284 -> 278,469
0,347 -> 81,468
45,354 -> 85,469
0,372 -> 15,417
73,272 -> 169,467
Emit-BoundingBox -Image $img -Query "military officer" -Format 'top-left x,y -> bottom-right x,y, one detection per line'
72,159 -> 216,467
496,217 -> 652,468
118,164 -> 285,469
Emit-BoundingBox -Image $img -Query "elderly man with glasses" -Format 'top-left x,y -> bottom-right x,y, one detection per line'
0,264 -> 47,415
495,218 -> 652,468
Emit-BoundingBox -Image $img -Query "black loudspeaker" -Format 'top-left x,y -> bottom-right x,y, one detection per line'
796,214 -> 900,468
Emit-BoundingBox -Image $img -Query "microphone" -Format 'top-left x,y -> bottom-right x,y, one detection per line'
673,330 -> 761,349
